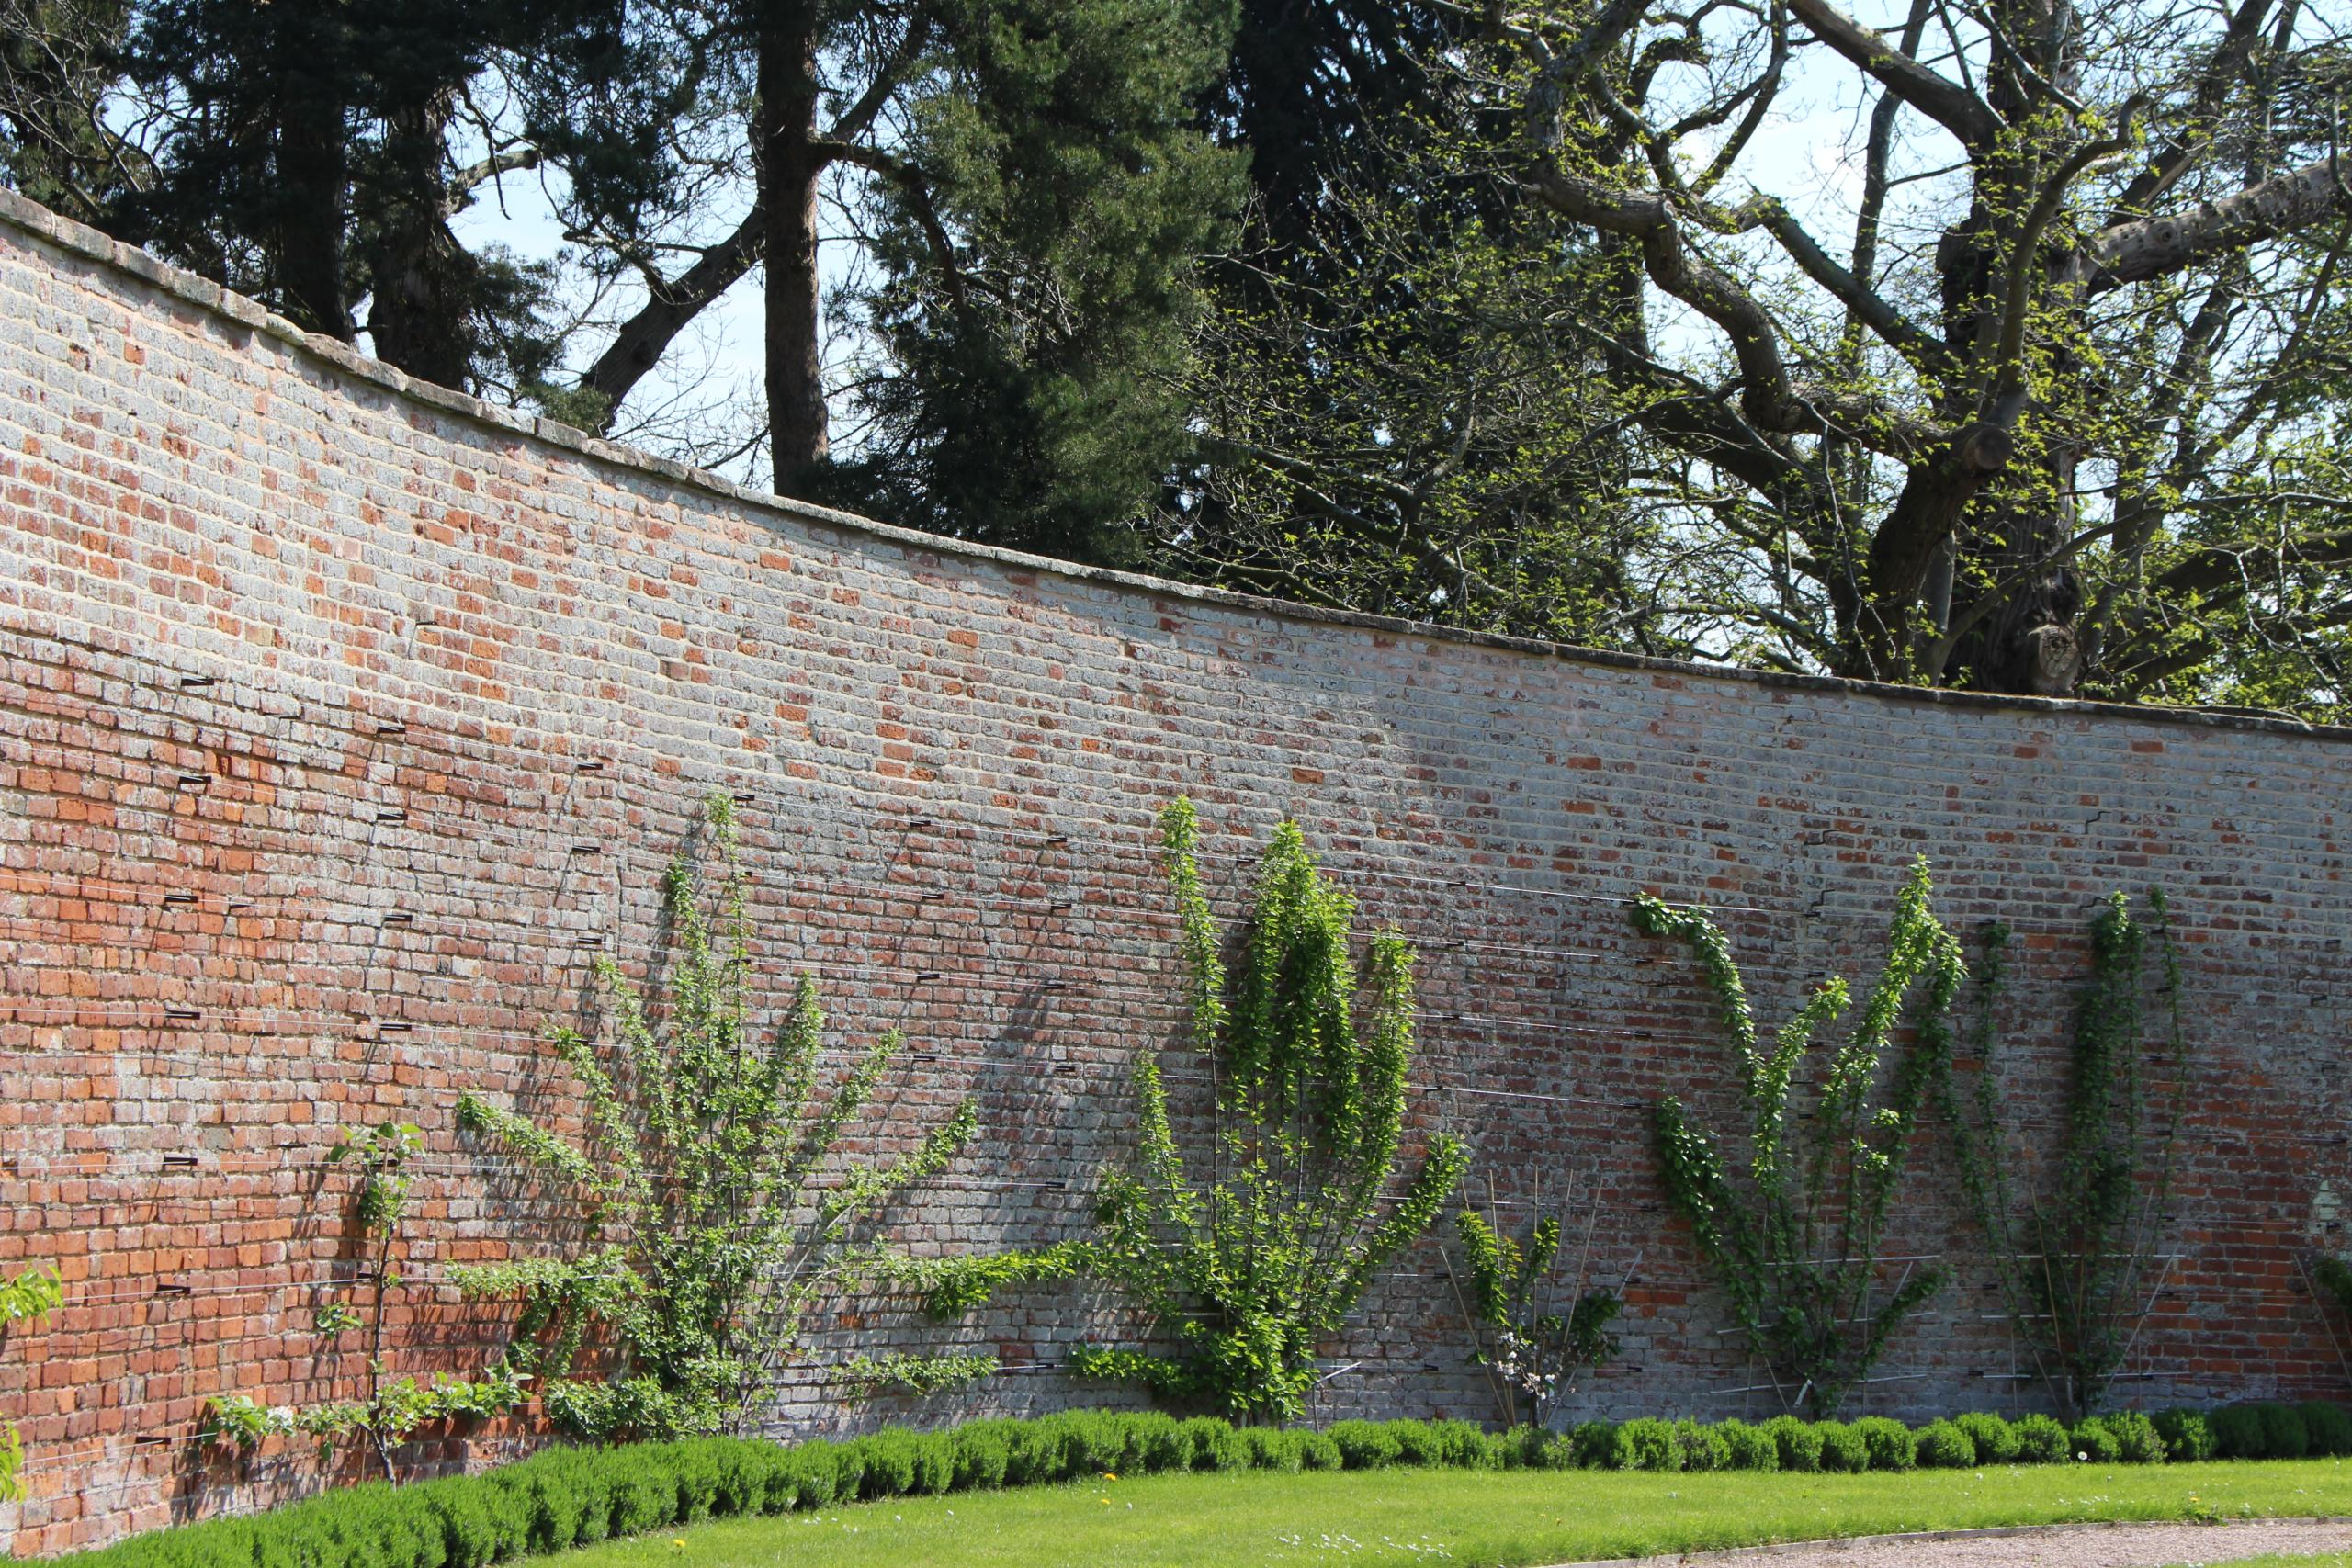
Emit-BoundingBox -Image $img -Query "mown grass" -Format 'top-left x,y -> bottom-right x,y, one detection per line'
547,1458 -> 2352,1568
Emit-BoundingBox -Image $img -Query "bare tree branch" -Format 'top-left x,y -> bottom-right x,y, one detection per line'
2092,158 -> 2352,289
1785,0 -> 2004,149
581,203 -> 766,418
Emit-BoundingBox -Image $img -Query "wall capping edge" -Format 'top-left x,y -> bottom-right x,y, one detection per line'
5,180 -> 2343,747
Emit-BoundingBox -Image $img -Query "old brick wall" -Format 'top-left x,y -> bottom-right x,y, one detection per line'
0,186 -> 2346,1553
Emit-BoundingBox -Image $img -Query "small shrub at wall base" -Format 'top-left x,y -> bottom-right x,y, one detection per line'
2014,1414 -> 2071,1463
1614,1417 -> 1679,1472
1915,1420 -> 1975,1469
1816,1420 -> 1871,1473
1954,1411 -> 2020,1464
2302,1401 -> 2352,1457
2153,1408 -> 2216,1462
2072,1416 -> 2122,1463
51,1404 -> 2352,1568
1763,1415 -> 1825,1472
1716,1419 -> 1779,1472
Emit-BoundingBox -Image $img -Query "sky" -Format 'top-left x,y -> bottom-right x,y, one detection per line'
442,4 -> 1981,495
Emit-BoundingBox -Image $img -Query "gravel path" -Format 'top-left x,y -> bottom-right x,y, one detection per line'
1547,1517 -> 2352,1568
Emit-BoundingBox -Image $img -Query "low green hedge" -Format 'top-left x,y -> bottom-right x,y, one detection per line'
63,1401 -> 2349,1568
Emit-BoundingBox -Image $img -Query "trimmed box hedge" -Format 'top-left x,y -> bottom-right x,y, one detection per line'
60,1401 -> 2350,1568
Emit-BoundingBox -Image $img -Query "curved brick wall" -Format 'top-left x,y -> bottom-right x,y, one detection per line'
2,186 -> 2348,1554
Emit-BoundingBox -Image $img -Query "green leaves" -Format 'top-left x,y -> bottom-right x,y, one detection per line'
0,1264 -> 61,1327
1076,796 -> 1465,1421
1638,858 -> 1962,1415
839,0 -> 1246,563
1936,889 -> 2187,1419
870,1246 -> 1087,1321
2318,1257 -> 2352,1317
0,1262 -> 62,1501
1451,1202 -> 1618,1428
457,789 -> 978,1439
839,1351 -> 1002,1401
329,1121 -> 423,1236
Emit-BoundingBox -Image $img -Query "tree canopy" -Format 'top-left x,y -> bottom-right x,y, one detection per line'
6,0 -> 2349,715
1178,0 -> 2352,709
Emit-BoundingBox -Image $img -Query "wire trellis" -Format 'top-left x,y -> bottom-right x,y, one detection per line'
0,628 -> 2320,1542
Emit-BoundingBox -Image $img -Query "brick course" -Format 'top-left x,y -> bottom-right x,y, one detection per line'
0,186 -> 2347,1554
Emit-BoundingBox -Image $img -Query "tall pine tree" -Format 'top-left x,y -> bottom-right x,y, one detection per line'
821,0 -> 1245,563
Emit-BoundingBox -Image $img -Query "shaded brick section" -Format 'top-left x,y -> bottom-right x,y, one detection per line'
0,187 -> 2347,1553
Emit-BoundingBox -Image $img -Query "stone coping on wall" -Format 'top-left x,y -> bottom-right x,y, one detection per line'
4,179 -> 2343,749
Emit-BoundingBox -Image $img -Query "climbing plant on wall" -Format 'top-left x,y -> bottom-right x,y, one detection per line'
1071,797 -> 1467,1421
901,798 -> 1467,1420
1937,892 -> 2189,1420
1636,857 -> 1963,1416
454,791 -> 978,1439
1444,1174 -> 1621,1430
0,1262 -> 62,1500
2318,1257 -> 2352,1320
201,1121 -> 531,1476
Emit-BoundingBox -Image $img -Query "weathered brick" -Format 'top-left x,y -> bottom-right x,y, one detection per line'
0,186 -> 2348,1552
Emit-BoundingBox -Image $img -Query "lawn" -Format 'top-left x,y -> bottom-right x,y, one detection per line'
548,1459 -> 2352,1568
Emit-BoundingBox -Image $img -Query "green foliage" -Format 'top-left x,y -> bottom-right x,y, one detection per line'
2256,1403 -> 2311,1459
0,1262 -> 62,1325
870,1247 -> 1085,1320
1424,0 -> 2352,713
1058,797 -> 1466,1421
1295,1431 -> 1343,1471
1182,1416 -> 1249,1471
200,1393 -> 290,1450
1326,1420 -> 1402,1470
1240,1427 -> 1304,1472
1614,1417 -> 1679,1472
1636,857 -> 1962,1415
2301,1402 -> 2352,1458
1561,1419 -> 1618,1476
839,0 -> 1250,565
950,1426 -> 1012,1489
457,792 -> 977,1438
1762,1415 -> 1824,1472
1715,1419 -> 1780,1472
1429,1419 -> 1497,1469
329,1120 -> 422,1235
0,2 -> 129,221
1449,1188 -> 1621,1428
104,0 -> 602,392
1852,1417 -> 1917,1472
2317,1256 -> 2352,1316
2070,1412 -> 2168,1465
1938,892 -> 2188,1419
2013,1414 -> 2072,1463
1160,114 -> 1656,644
2152,1408 -> 2216,1462
1815,1421 -> 1870,1473
1672,1418 -> 1729,1472
2208,1404 -> 2272,1460
261,1120 -> 535,1479
2072,1416 -> 2122,1462
2106,1412 -> 2168,1463
1955,1411 -> 2021,1464
54,1402 -> 2324,1565
840,1353 -> 1002,1401
0,1259 -> 61,1501
1915,1420 -> 1976,1468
